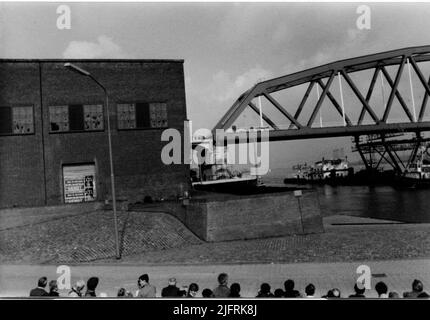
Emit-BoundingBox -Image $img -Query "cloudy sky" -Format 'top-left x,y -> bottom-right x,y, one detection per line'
1,1 -> 429,171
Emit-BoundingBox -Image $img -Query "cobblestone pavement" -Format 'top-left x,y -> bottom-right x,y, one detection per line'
0,259 -> 429,298
0,211 -> 202,263
0,210 -> 429,265
101,223 -> 430,265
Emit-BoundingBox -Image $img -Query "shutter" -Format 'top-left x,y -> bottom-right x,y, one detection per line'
136,102 -> 150,128
0,107 -> 12,134
69,104 -> 84,131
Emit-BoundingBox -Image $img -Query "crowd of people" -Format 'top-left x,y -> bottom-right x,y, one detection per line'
29,272 -> 429,299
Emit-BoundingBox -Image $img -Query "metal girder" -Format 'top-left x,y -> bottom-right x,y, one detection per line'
262,92 -> 302,129
419,76 -> 430,122
247,101 -> 279,130
341,69 -> 380,124
307,71 -> 336,127
380,63 -> 415,122
354,135 -> 371,170
214,45 -> 430,141
221,122 -> 430,144
316,78 -> 352,126
288,81 -> 315,129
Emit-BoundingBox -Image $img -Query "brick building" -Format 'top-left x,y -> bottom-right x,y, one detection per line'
0,59 -> 189,208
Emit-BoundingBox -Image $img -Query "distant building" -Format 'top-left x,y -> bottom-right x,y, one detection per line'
0,59 -> 189,208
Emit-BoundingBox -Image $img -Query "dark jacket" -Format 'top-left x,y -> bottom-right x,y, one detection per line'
85,290 -> 96,297
161,285 -> 186,297
213,285 -> 230,298
29,287 -> 48,297
403,291 -> 423,298
256,292 -> 274,298
284,290 -> 301,298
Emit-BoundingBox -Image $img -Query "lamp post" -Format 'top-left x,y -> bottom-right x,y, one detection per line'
64,63 -> 121,259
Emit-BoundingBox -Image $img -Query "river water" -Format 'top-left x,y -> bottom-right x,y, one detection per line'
262,169 -> 430,223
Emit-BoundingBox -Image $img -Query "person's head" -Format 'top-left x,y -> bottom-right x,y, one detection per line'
375,281 -> 388,296
187,283 -> 199,297
86,277 -> 99,291
331,288 -> 341,298
305,283 -> 315,296
37,277 -> 48,288
354,283 -> 365,295
230,283 -> 241,295
75,280 -> 85,292
138,274 -> 149,288
260,283 -> 271,294
284,279 -> 295,291
324,289 -> 333,298
218,273 -> 228,286
274,288 -> 284,297
412,279 -> 424,293
202,288 -> 213,298
389,291 -> 400,298
117,288 -> 126,297
168,277 -> 177,286
49,280 -> 58,292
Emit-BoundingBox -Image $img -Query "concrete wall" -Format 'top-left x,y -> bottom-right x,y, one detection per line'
0,60 -> 189,208
184,190 -> 324,242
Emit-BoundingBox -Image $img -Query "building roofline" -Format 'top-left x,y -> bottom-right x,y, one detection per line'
0,58 -> 184,63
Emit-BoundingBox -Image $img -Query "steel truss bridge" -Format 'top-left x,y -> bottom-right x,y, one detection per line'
352,134 -> 430,173
213,46 -> 430,174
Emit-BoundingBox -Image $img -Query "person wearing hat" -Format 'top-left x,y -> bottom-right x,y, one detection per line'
69,280 -> 86,297
161,277 -> 187,297
29,277 -> 49,296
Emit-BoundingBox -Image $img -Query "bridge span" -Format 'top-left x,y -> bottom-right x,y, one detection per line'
213,46 -> 430,143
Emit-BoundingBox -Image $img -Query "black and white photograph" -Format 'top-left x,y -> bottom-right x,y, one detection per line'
0,0 -> 429,311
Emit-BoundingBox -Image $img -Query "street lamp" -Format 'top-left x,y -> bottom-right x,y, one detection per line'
64,62 -> 121,259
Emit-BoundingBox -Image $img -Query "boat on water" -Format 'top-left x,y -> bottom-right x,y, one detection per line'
397,146 -> 430,188
189,132 -> 260,192
286,157 -> 352,184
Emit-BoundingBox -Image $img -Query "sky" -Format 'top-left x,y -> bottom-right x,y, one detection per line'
1,1 -> 430,172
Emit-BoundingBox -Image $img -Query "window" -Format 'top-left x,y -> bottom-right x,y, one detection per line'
49,104 -> 103,132
117,102 -> 168,129
0,106 -> 34,135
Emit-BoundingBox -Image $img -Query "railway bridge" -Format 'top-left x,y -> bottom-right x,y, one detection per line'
212,45 -> 430,173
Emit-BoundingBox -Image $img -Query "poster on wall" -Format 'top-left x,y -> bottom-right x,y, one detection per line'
63,164 -> 97,203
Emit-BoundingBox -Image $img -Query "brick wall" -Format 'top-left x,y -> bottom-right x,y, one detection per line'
0,62 -> 46,207
0,60 -> 189,208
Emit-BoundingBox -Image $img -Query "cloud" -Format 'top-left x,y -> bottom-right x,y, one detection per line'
282,27 -> 370,75
272,22 -> 289,45
210,65 -> 274,102
62,35 -> 129,59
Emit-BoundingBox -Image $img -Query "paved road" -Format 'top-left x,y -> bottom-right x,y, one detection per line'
1,259 -> 429,298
